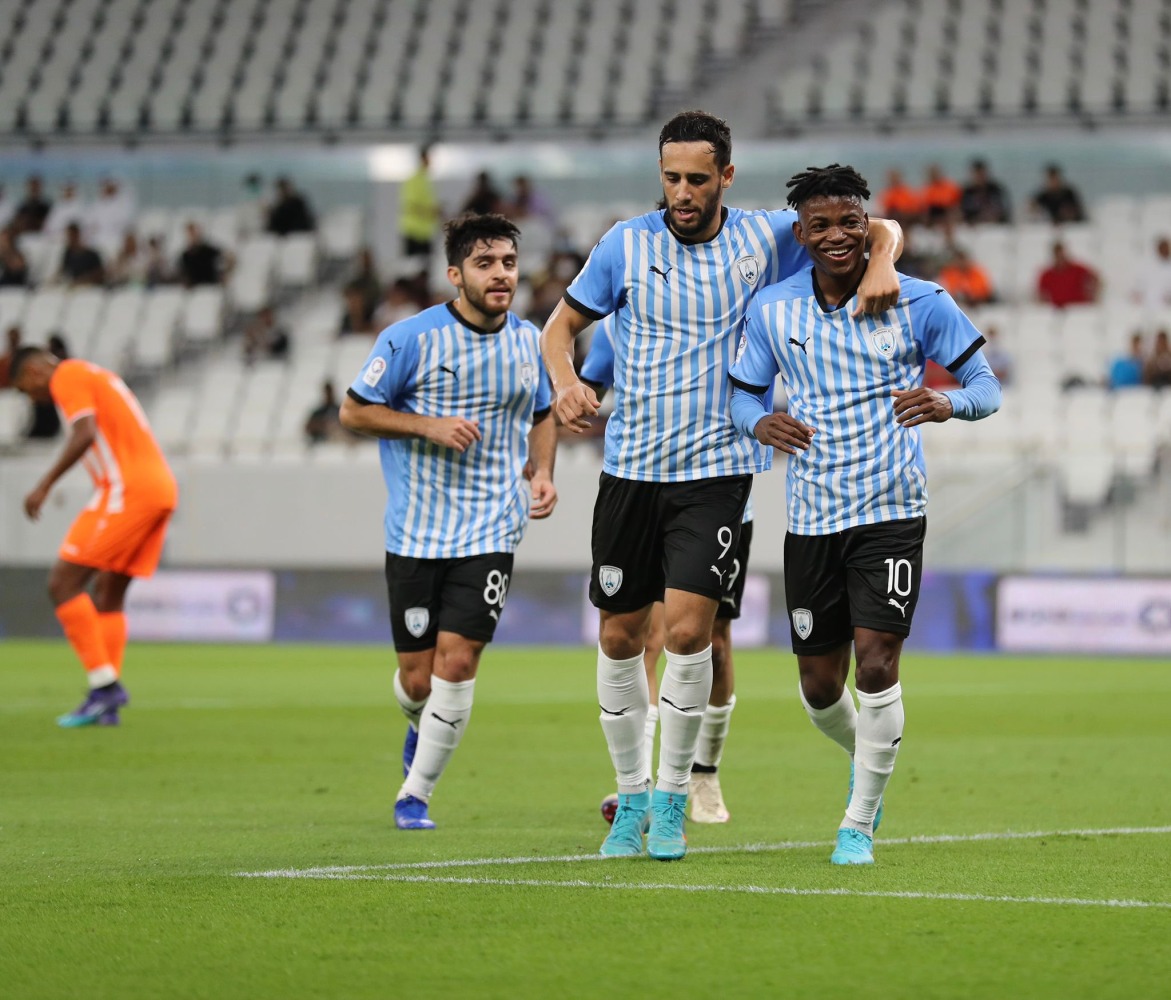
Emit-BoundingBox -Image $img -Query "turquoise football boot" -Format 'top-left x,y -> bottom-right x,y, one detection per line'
831,827 -> 875,865
646,789 -> 688,861
599,790 -> 651,857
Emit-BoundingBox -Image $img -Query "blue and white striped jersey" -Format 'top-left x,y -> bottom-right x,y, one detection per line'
581,312 -> 756,525
565,207 -> 808,483
349,302 -> 551,558
730,269 -> 999,535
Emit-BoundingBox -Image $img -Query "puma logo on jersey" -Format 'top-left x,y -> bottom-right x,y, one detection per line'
887,597 -> 909,617
439,364 -> 459,379
789,337 -> 809,354
649,265 -> 672,282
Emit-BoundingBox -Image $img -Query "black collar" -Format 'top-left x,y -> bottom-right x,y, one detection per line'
661,206 -> 728,246
447,301 -> 506,335
811,261 -> 868,313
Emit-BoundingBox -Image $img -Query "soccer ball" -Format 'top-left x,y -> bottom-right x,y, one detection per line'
600,792 -> 618,825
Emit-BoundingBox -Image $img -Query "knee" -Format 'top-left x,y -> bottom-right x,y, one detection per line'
398,669 -> 432,702
800,673 -> 844,710
854,643 -> 900,693
664,619 -> 711,656
47,570 -> 79,607
599,618 -> 645,660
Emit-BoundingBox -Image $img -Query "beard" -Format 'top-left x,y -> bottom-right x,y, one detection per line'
665,196 -> 720,239
464,281 -> 514,317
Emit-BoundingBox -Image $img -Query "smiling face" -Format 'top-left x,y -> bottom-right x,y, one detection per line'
448,237 -> 518,320
794,193 -> 869,284
659,141 -> 734,242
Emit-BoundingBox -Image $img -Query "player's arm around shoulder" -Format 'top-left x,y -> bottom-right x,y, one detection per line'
339,325 -> 482,452
854,217 -> 904,317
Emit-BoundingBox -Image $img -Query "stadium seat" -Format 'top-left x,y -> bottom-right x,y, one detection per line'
319,207 -> 364,260
276,235 -> 319,288
0,390 -> 29,447
182,287 -> 226,347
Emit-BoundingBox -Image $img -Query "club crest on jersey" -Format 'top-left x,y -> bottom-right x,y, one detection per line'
871,326 -> 898,359
404,607 -> 430,638
520,362 -> 536,390
598,565 -> 623,597
363,356 -> 387,387
736,255 -> 761,286
792,608 -> 813,640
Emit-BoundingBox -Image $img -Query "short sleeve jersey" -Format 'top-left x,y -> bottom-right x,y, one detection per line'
49,359 -> 177,512
731,269 -> 985,534
564,207 -> 807,483
349,302 -> 551,559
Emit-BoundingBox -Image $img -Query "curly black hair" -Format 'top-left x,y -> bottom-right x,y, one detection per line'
443,212 -> 520,266
785,164 -> 871,209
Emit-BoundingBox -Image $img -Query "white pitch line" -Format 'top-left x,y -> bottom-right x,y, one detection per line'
236,825 -> 1171,879
262,872 -> 1171,910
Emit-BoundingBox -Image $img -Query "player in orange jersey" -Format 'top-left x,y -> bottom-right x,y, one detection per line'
10,347 -> 178,727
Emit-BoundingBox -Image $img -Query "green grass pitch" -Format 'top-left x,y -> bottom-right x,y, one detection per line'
2,641 -> 1169,999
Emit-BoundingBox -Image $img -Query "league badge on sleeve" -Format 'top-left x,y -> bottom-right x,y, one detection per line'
404,607 -> 430,638
598,565 -> 624,597
791,608 -> 813,640
736,255 -> 761,286
363,356 -> 388,387
870,326 -> 897,359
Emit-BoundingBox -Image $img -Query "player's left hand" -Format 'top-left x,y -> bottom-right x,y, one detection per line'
853,256 -> 901,316
892,387 -> 953,426
529,474 -> 557,519
23,483 -> 50,520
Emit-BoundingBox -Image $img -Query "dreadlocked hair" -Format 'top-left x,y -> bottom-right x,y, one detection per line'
785,164 -> 871,209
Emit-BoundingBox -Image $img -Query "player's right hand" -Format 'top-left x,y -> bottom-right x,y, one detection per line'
553,381 -> 599,433
427,416 -> 482,452
23,483 -> 50,520
753,413 -> 815,454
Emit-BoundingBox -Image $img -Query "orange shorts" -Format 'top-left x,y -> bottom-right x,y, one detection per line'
59,498 -> 175,578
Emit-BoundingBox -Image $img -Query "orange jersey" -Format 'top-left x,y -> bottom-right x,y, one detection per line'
50,359 -> 178,512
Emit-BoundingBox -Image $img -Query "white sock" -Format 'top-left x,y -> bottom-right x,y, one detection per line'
400,676 -> 475,802
597,646 -> 651,795
657,645 -> 713,794
799,683 -> 858,756
694,694 -> 736,769
393,668 -> 427,730
845,682 -> 904,835
643,705 -> 659,784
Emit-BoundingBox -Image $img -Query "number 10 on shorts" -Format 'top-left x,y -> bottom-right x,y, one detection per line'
884,558 -> 912,597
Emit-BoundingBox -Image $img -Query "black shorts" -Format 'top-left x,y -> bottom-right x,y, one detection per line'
590,473 -> 751,612
385,552 -> 513,652
716,519 -> 753,621
783,517 -> 926,654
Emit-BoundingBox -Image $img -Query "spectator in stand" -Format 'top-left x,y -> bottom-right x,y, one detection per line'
340,285 -> 374,336
305,380 -> 342,444
237,173 -> 268,238
982,327 -> 1012,386
108,231 -> 149,286
0,325 -> 21,387
266,177 -> 316,235
1108,333 -> 1146,389
86,177 -> 135,256
461,170 -> 504,216
960,159 -> 1011,224
44,181 -> 87,237
0,184 -> 14,231
58,223 -> 105,287
1136,236 -> 1171,310
373,277 -> 421,329
178,222 -> 229,287
1031,164 -> 1086,224
1146,330 -> 1171,389
15,175 -> 52,233
1037,241 -> 1099,308
936,245 -> 995,306
0,228 -> 29,286
506,174 -> 556,225
243,306 -> 290,364
347,248 -> 382,324
920,164 -> 962,228
48,332 -> 69,360
399,146 -> 441,259
143,235 -> 173,286
878,169 -> 923,229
